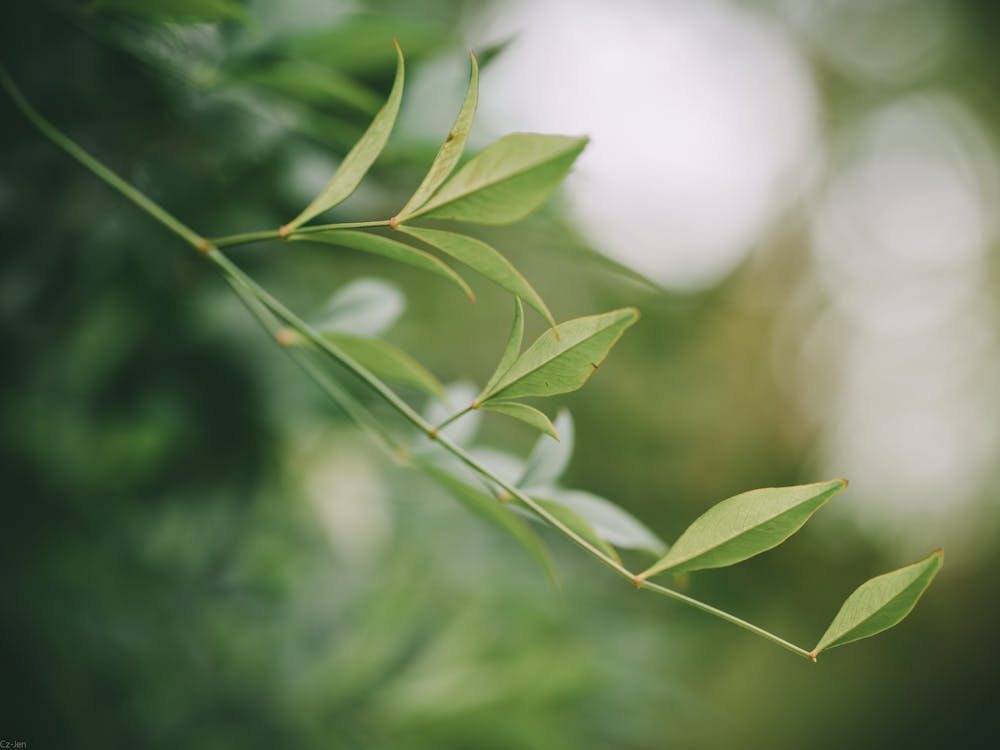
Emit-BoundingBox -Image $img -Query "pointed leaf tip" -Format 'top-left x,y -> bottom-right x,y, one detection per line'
813,549 -> 943,655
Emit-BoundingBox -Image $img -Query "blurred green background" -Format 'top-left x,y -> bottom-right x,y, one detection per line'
2,0 -> 998,748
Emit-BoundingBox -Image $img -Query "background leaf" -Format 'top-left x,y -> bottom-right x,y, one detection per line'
641,480 -> 847,578
416,460 -> 554,580
396,53 -> 479,219
321,332 -> 444,398
407,133 -> 587,224
541,489 -> 667,556
286,41 -> 404,230
310,277 -> 404,337
534,498 -> 620,563
481,308 -> 638,401
399,226 -> 555,328
813,550 -> 943,657
518,409 -> 574,490
479,401 -> 558,439
297,231 -> 473,300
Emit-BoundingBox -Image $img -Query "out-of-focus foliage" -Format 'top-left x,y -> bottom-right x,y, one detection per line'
2,1 -> 998,749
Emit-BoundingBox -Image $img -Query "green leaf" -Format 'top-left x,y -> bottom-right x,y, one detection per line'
518,409 -> 574,490
481,299 -> 524,399
480,308 -> 638,402
479,402 -> 558,440
640,480 -> 848,579
534,498 -> 620,564
416,460 -> 555,581
406,133 -> 588,225
812,550 -> 943,657
311,277 -> 404,337
87,0 -> 246,23
396,53 -> 479,220
296,231 -> 473,300
286,41 -> 404,230
321,332 -> 444,398
230,61 -> 381,114
543,489 -> 667,556
399,226 -> 554,327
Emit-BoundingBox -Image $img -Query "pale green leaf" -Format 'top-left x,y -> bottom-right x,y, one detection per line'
398,226 -> 555,328
640,480 -> 848,579
481,299 -> 524,399
396,52 -> 479,219
321,332 -> 444,398
406,133 -> 587,225
534,498 -> 620,563
518,409 -> 573,490
480,308 -> 638,402
311,277 -> 404,337
479,401 -> 558,440
286,41 -> 404,230
543,489 -> 667,556
813,550 -> 943,657
296,230 -> 473,300
417,460 -> 555,581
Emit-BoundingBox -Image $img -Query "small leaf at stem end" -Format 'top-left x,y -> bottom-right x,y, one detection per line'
812,549 -> 943,657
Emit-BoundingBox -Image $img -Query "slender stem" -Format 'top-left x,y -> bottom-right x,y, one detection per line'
640,579 -> 815,661
210,220 -> 392,249
1,65 -> 206,252
211,229 -> 283,248
4,68 -> 817,661
434,404 -> 475,433
293,220 -> 390,235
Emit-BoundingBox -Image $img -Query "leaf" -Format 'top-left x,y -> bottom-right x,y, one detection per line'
534,498 -> 620,563
481,299 -> 524,398
416,460 -> 555,581
479,402 -> 558,440
542,489 -> 667,556
395,52 -> 479,220
285,41 -> 404,230
405,133 -> 588,225
321,332 -> 444,398
640,480 -> 848,579
480,308 -> 638,402
398,226 -> 555,328
518,409 -> 574,490
88,0 -> 246,22
231,61 -> 381,114
812,550 -> 943,657
296,231 -> 473,300
311,277 -> 404,337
